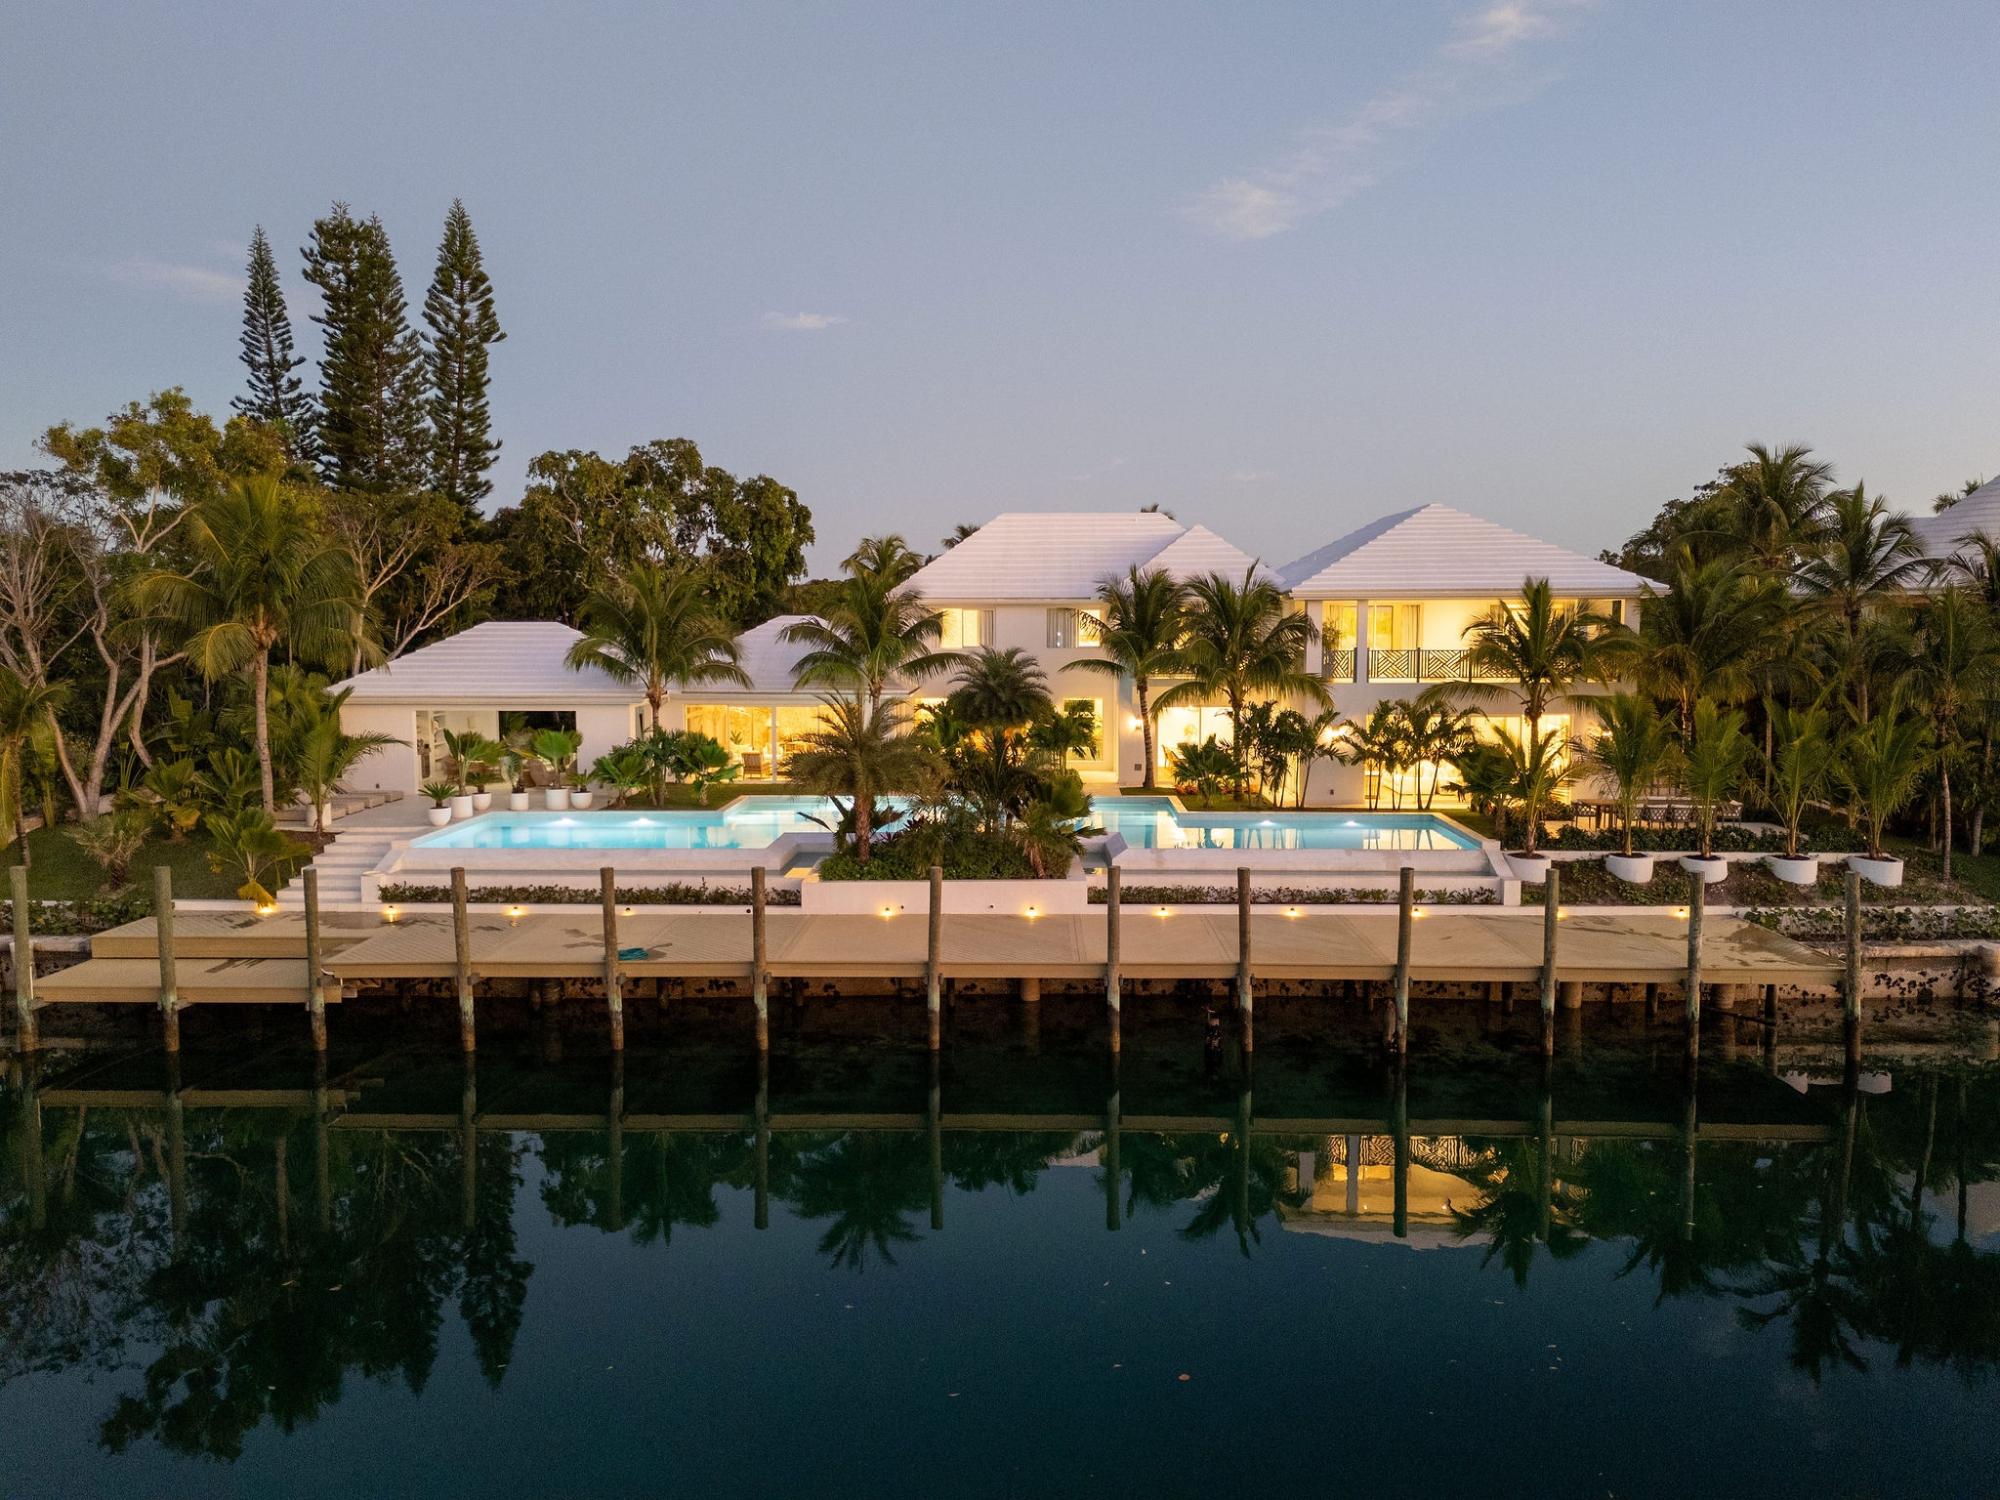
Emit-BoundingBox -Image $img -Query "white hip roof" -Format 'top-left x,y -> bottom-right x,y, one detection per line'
1276,504 -> 1646,598
1906,474 -> 2000,560
334,621 -> 644,706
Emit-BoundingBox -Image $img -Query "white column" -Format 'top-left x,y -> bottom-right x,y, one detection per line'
1302,601 -> 1323,676
1353,602 -> 1371,685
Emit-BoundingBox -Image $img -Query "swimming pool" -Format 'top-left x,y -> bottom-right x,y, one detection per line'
409,796 -> 1477,853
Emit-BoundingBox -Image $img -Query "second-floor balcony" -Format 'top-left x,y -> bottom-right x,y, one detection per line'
1322,648 -> 1516,685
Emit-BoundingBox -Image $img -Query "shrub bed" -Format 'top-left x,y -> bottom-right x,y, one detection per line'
375,881 -> 800,907
2,893 -> 153,935
816,828 -> 1037,882
1548,822 -> 1869,854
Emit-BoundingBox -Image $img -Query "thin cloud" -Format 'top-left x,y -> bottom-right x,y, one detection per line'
1185,1 -> 1593,241
107,256 -> 243,302
761,310 -> 849,331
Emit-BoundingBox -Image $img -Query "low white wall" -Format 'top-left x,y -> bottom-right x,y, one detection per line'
800,875 -> 1093,916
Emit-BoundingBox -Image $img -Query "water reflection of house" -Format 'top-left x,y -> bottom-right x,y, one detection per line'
1277,1135 -> 1488,1250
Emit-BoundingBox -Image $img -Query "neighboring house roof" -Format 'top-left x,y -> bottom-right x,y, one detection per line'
1275,503 -> 1646,598
1906,474 -> 2000,561
334,621 -> 643,706
904,511 -> 1194,600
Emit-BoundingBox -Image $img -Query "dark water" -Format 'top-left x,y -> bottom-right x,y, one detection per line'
3,1002 -> 1997,1499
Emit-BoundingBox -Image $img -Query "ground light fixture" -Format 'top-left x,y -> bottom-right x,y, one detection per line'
381,904 -> 400,923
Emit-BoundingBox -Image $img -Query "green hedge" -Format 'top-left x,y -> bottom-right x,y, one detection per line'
1089,883 -> 1497,906
375,881 -> 800,907
815,827 -> 1039,882
0,893 -> 153,935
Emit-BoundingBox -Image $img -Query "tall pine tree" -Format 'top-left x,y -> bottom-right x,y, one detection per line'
233,226 -> 315,458
423,200 -> 505,514
302,203 -> 430,494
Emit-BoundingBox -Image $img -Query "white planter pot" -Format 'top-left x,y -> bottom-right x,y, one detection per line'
1509,851 -> 1551,884
448,795 -> 475,820
1679,855 -> 1729,884
427,807 -> 452,828
471,791 -> 493,812
1605,852 -> 1654,884
1849,854 -> 1904,888
570,790 -> 594,810
508,791 -> 532,812
1767,853 -> 1819,887
544,788 -> 572,811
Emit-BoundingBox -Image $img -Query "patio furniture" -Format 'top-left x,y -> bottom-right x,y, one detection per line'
741,751 -> 766,779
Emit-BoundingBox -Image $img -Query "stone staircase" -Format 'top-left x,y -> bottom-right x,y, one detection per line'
276,824 -> 423,910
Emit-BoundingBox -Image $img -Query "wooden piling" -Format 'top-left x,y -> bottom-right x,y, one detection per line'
1393,866 -> 1414,1057
751,866 -> 770,1051
1538,864 -> 1560,1056
1104,865 -> 1122,1055
9,866 -> 34,1054
1843,868 -> 1863,1058
451,868 -> 474,1053
154,865 -> 179,1054
304,866 -> 327,1051
1685,867 -> 1704,1066
600,867 -> 623,1052
1236,866 -> 1253,1052
926,865 -> 943,1052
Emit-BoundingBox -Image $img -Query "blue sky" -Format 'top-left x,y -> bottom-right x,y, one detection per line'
4,1 -> 1995,569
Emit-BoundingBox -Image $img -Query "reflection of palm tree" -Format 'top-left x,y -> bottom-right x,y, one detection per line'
789,1133 -> 931,1271
1449,1138 -> 1588,1287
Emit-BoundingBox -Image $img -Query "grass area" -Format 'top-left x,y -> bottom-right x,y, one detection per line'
1,824 -> 309,903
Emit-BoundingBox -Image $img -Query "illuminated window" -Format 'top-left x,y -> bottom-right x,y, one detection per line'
936,609 -> 992,649
1045,609 -> 1102,648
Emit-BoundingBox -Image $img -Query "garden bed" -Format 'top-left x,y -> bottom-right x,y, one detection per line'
375,880 -> 800,906
1090,882 -> 1498,906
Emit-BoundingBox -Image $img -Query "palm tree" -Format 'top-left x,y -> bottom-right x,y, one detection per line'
1401,686 -> 1480,809
0,670 -> 65,868
1074,566 -> 1187,789
133,474 -> 359,814
565,561 -> 749,729
1026,700 -> 1098,770
783,543 -> 960,715
1838,704 -> 1932,864
1717,441 -> 1836,570
1764,699 -> 1838,862
293,690 -> 400,832
948,647 -> 1054,827
1894,589 -> 2000,879
1631,546 -> 1783,736
784,697 -> 932,865
1574,692 -> 1678,859
1797,484 -> 1933,723
1155,567 -> 1325,799
1335,701 -> 1406,809
1681,697 -> 1754,860
1462,576 -> 1613,742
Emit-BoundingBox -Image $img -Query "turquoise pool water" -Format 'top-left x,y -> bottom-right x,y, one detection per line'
412,797 -> 1479,853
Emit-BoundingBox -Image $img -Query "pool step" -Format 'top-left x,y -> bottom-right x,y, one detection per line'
276,829 -> 418,910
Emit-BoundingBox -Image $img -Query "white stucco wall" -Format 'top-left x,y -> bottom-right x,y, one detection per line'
341,705 -> 422,793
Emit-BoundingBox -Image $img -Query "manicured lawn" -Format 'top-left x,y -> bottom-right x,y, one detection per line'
1,825 -> 307,903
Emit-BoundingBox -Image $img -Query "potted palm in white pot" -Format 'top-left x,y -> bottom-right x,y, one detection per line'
1485,724 -> 1565,883
439,728 -> 483,820
421,780 -> 457,828
532,728 -> 583,811
500,741 -> 533,812
1764,699 -> 1837,885
1837,708 -> 1931,887
1575,692 -> 1676,884
1679,697 -> 1751,883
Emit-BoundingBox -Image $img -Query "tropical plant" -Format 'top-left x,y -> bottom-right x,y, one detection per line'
1630,546 -> 1783,735
1399,687 -> 1481,809
1167,736 -> 1235,807
1715,441 -> 1836,570
1764,700 -> 1839,860
783,537 -> 960,714
421,779 -> 458,810
1493,724 -> 1568,856
0,669 -> 66,867
682,735 -> 740,806
1462,576 -> 1613,740
203,807 -> 306,905
1015,770 -> 1092,877
784,697 -> 932,864
1837,702 -> 1933,862
529,728 -> 583,788
195,745 -> 265,815
439,727 -> 502,794
132,472 -> 360,813
67,811 -> 151,888
1895,588 -> 2000,879
589,747 -> 651,807
564,560 -> 749,728
1574,692 -> 1679,859
134,757 -> 204,840
1027,700 -> 1099,770
948,647 -> 1055,829
1797,483 -> 1934,722
1156,567 -> 1325,798
294,709 -> 400,832
1236,701 -> 1315,806
1680,697 -> 1754,860
1333,702 -> 1410,810
1075,565 -> 1187,789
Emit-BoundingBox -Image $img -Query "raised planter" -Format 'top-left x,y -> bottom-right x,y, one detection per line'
508,791 -> 532,812
1767,853 -> 1819,887
427,807 -> 452,828
1605,852 -> 1654,884
1680,854 -> 1729,884
1850,854 -> 1905,888
543,788 -> 572,812
1508,851 -> 1551,884
448,794 -> 475,820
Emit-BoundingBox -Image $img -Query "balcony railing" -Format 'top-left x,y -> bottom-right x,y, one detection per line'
1364,649 -> 1515,685
1323,648 -> 1357,683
